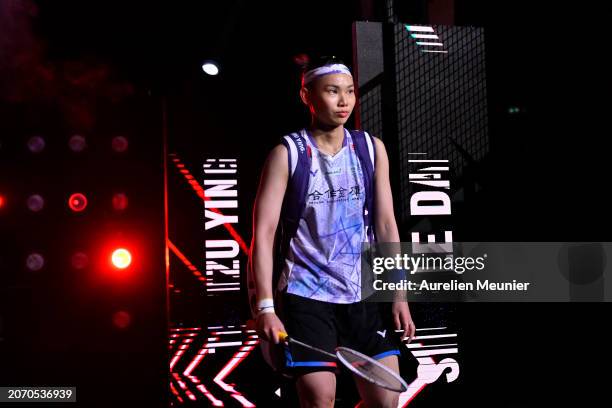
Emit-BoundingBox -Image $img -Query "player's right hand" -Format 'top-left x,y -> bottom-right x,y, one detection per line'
256,312 -> 286,344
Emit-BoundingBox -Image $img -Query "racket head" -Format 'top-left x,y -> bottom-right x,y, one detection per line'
335,346 -> 408,393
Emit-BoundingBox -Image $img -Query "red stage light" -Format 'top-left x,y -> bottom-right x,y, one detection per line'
112,310 -> 131,329
0,194 -> 5,209
71,252 -> 89,269
112,193 -> 128,211
68,193 -> 88,212
111,248 -> 132,269
111,136 -> 129,153
68,134 -> 87,152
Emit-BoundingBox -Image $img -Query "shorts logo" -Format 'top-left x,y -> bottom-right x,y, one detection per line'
310,169 -> 318,177
376,330 -> 387,338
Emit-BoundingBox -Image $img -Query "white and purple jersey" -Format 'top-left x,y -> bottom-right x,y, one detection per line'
277,128 -> 372,303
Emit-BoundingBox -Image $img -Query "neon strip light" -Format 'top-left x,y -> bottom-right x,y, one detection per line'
406,25 -> 434,32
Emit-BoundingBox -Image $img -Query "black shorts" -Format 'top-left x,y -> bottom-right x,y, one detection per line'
277,291 -> 401,375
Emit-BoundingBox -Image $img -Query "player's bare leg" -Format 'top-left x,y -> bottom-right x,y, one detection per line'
296,371 -> 337,408
353,355 -> 400,408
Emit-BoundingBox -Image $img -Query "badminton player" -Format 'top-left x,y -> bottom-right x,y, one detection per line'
250,55 -> 415,407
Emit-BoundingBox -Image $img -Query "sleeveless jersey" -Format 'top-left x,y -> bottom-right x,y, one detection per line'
277,128 -> 371,303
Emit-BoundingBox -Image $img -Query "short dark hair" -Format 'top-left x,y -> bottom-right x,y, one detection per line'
302,55 -> 349,72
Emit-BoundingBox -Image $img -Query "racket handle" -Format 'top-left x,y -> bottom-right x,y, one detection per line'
278,331 -> 289,342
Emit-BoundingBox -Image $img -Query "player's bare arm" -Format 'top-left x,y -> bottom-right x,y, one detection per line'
250,144 -> 288,343
373,136 -> 416,342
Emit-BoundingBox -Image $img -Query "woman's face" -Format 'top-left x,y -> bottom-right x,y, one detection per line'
302,73 -> 355,127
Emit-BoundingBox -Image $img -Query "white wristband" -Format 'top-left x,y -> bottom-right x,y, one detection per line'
256,298 -> 274,309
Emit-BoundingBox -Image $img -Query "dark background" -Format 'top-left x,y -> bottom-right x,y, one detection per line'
16,0 -> 611,238
1,0 -> 610,406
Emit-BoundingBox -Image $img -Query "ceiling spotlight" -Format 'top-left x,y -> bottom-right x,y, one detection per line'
202,60 -> 220,76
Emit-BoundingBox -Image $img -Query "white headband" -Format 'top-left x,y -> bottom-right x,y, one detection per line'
302,63 -> 352,86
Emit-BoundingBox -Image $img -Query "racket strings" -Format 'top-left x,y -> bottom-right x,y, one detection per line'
336,347 -> 407,392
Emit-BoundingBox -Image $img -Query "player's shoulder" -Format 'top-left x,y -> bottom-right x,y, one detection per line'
267,130 -> 306,168
372,135 -> 384,149
268,143 -> 288,161
261,144 -> 289,179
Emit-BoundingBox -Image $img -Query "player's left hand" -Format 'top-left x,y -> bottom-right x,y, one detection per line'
392,301 -> 416,343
